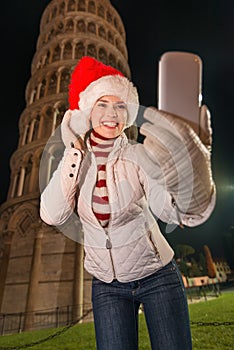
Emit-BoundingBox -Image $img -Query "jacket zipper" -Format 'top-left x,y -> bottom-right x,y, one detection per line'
105,234 -> 116,279
105,157 -> 117,280
89,153 -> 117,280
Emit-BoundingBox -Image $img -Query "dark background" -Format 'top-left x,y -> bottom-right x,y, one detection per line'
1,0 -> 234,259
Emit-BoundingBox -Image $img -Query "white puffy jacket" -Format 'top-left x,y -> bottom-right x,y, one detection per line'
40,133 -> 215,283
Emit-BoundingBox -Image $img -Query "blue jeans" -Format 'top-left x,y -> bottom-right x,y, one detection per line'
92,260 -> 192,350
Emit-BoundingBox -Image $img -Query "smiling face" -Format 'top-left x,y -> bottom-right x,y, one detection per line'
90,95 -> 128,139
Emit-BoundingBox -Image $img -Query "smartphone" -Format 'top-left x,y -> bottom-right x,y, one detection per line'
158,51 -> 202,135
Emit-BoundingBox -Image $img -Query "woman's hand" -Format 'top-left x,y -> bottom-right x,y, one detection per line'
73,137 -> 85,151
61,109 -> 88,151
139,106 -> 215,215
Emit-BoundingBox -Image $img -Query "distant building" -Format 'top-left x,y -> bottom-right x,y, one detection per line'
181,258 -> 232,287
213,258 -> 232,282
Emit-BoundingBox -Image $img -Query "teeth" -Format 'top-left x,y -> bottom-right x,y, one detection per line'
102,122 -> 118,127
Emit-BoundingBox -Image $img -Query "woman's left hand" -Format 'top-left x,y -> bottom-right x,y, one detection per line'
139,106 -> 215,215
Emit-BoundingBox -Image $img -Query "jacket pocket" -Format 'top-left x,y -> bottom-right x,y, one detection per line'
147,230 -> 161,260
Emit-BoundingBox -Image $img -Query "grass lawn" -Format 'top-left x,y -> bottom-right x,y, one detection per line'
0,292 -> 233,350
189,292 -> 234,350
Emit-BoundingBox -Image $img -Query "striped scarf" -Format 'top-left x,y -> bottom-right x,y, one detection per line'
90,130 -> 116,228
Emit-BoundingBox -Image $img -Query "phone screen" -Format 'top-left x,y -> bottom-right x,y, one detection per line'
158,51 -> 202,134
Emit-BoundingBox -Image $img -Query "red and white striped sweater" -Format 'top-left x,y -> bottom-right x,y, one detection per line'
90,130 -> 115,228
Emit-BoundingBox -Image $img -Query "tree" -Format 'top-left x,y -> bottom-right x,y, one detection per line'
190,257 -> 202,277
198,252 -> 208,275
203,245 -> 216,278
175,244 -> 195,277
179,260 -> 190,277
175,244 -> 195,261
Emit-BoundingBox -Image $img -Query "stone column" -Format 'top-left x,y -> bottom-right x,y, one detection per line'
0,231 -> 13,311
17,166 -> 26,196
28,156 -> 40,193
37,115 -> 44,139
21,124 -> 29,146
23,223 -> 43,331
27,119 -> 36,143
72,242 -> 84,323
8,172 -> 18,199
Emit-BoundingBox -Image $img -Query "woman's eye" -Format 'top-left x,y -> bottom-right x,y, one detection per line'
116,104 -> 127,110
97,103 -> 106,108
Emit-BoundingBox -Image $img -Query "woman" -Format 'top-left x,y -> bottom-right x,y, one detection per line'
40,56 -> 216,349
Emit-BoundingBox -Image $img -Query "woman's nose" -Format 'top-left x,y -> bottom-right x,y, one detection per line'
106,104 -> 117,117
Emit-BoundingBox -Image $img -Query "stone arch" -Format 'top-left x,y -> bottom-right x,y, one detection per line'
24,113 -> 41,144
44,10 -> 50,25
67,0 -> 76,12
12,152 -> 32,197
40,105 -> 55,140
87,22 -> 96,34
59,2 -> 65,15
109,53 -> 116,68
48,72 -> 58,95
54,102 -> 67,126
36,57 -> 43,70
52,44 -> 61,62
87,43 -> 97,58
77,19 -> 86,32
98,47 -> 108,64
7,203 -> 39,238
97,4 -> 105,18
39,78 -> 47,99
75,41 -> 85,59
98,26 -> 106,39
117,60 -> 124,74
47,27 -> 56,42
66,18 -> 75,33
115,38 -> 121,51
63,41 -> 73,60
55,22 -> 64,36
22,154 -> 33,195
107,10 -> 112,23
29,89 -> 37,105
27,148 -> 43,194
44,50 -> 50,65
107,30 -> 114,44
39,140 -> 65,191
60,68 -> 70,92
19,120 -> 29,146
114,17 -> 119,30
88,0 -> 96,14
0,212 -> 10,234
51,5 -> 58,19
41,33 -> 47,46
31,114 -> 41,142
78,0 -> 86,11
21,116 -> 30,144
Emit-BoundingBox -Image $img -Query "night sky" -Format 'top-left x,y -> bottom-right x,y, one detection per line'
1,1 -> 234,259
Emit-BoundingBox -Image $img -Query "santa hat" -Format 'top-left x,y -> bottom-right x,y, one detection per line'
68,56 -> 139,131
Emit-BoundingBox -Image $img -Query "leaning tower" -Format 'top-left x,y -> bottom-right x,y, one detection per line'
0,0 -> 131,332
